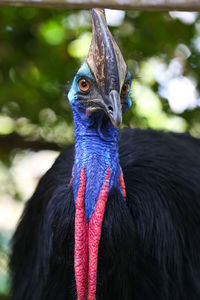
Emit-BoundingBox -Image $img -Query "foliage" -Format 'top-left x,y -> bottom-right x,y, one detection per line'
0,8 -> 200,152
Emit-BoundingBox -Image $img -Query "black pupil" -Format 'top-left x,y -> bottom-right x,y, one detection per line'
123,84 -> 127,91
81,80 -> 87,88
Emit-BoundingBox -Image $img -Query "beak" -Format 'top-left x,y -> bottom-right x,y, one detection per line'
106,90 -> 122,128
88,90 -> 122,128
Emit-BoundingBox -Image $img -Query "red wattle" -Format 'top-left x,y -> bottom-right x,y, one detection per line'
68,167 -> 74,187
74,166 -> 111,300
120,172 -> 126,199
88,166 -> 111,300
74,168 -> 88,300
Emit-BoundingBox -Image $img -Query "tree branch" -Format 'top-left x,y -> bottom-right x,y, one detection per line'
0,0 -> 199,11
0,133 -> 62,152
0,295 -> 9,300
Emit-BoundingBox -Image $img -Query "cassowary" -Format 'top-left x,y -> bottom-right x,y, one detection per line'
10,8 -> 200,300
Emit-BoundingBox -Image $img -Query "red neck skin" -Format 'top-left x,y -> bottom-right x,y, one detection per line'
74,166 -> 126,300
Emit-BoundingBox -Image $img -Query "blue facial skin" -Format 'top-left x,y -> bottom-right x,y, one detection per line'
68,63 -> 132,222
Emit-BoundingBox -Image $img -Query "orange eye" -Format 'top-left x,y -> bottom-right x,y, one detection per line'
121,82 -> 130,95
78,78 -> 90,92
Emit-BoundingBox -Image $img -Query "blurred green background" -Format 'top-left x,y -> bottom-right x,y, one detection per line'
0,7 -> 200,297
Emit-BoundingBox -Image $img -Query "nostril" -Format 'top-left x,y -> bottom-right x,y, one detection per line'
108,106 -> 113,113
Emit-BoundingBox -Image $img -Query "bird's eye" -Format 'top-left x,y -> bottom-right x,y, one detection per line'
78,78 -> 90,92
121,82 -> 130,95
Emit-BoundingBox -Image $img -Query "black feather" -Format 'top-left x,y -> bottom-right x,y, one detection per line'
10,129 -> 200,300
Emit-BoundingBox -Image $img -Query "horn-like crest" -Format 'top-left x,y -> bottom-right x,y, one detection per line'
86,8 -> 127,93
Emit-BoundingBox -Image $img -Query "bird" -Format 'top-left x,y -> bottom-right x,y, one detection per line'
10,8 -> 200,300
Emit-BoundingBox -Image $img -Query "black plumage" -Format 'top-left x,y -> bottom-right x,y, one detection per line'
10,128 -> 200,300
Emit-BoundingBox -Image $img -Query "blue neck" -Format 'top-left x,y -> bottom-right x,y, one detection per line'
72,108 -> 123,221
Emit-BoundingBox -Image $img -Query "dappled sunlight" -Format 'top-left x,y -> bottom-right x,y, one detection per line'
11,150 -> 58,201
0,115 -> 14,135
161,76 -> 198,113
105,9 -> 125,26
0,150 -> 59,295
68,32 -> 92,59
133,83 -> 187,132
139,54 -> 199,114
40,20 -> 65,45
0,150 -> 58,230
169,11 -> 198,24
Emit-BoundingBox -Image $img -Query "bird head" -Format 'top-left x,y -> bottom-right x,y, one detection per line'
69,9 -> 132,300
68,9 -> 132,130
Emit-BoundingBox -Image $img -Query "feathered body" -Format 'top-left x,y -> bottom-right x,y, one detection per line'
10,8 -> 200,300
11,128 -> 200,299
